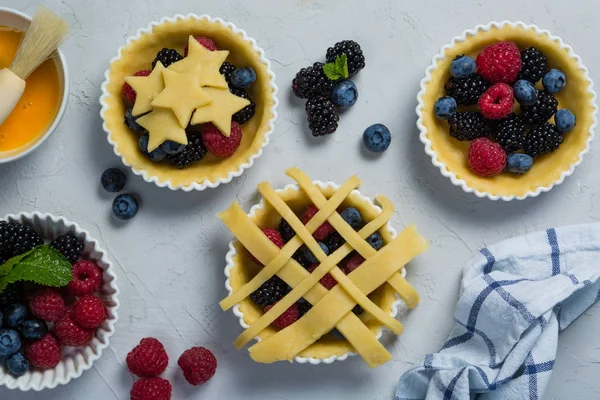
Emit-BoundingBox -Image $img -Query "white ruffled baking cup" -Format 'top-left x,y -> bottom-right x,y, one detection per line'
417,21 -> 598,201
100,14 -> 279,191
0,212 -> 119,391
224,181 -> 406,365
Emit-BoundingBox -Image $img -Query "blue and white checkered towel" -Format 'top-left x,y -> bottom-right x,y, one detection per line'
396,223 -> 600,400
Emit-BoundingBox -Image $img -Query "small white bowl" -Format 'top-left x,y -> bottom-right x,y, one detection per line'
0,7 -> 69,164
0,212 -> 119,391
224,181 -> 406,365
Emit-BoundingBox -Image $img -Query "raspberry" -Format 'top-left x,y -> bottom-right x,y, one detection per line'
184,36 -> 217,56
71,295 -> 107,329
55,312 -> 95,347
249,228 -> 284,265
202,122 -> 242,158
126,337 -> 169,378
122,70 -> 151,104
67,260 -> 103,297
25,334 -> 61,369
344,253 -> 365,274
302,205 -> 336,241
29,288 -> 65,322
468,138 -> 507,177
309,264 -> 338,290
477,83 -> 514,120
130,377 -> 172,400
476,41 -> 522,84
177,347 -> 217,386
264,303 -> 299,330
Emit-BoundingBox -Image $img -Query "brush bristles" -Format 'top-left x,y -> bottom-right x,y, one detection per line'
10,6 -> 69,80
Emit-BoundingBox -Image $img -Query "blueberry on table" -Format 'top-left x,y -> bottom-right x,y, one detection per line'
506,153 -> 533,175
554,109 -> 576,134
101,168 -> 127,193
542,69 -> 566,94
20,319 -> 48,340
450,55 -> 476,78
230,67 -> 257,89
0,329 -> 21,357
5,303 -> 27,328
513,80 -> 538,106
434,96 -> 457,120
112,194 -> 139,220
6,353 -> 29,377
330,80 -> 358,109
363,124 -> 391,153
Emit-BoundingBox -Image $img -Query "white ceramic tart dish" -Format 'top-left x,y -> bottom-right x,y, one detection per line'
417,21 -> 598,201
100,14 -> 279,191
0,212 -> 119,391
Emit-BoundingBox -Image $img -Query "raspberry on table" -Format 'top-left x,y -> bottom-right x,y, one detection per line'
248,228 -> 284,265
448,111 -> 492,141
126,337 -> 169,378
250,276 -> 290,308
29,288 -> 65,322
302,205 -> 336,241
202,122 -> 243,158
55,312 -> 95,347
476,41 -> 522,84
178,347 -> 217,386
71,295 -> 107,329
477,83 -> 514,120
130,377 -> 172,400
494,113 -> 526,152
468,138 -> 507,177
524,122 -> 564,158
25,334 -> 61,369
122,70 -> 151,104
265,303 -> 299,330
67,260 -> 103,297
444,74 -> 490,106
50,233 -> 84,263
292,62 -> 334,99
309,264 -> 338,290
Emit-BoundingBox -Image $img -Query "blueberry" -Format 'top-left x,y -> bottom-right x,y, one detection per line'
340,207 -> 362,229
513,80 -> 539,106
5,304 -> 27,328
302,242 -> 329,264
434,96 -> 457,120
230,67 -> 256,89
19,319 -> 48,340
0,329 -> 21,357
366,232 -> 383,250
101,168 -> 127,193
139,134 -> 166,162
112,194 -> 139,220
542,69 -> 566,94
450,55 -> 476,78
330,80 -> 358,109
363,124 -> 391,153
6,353 -> 29,377
124,108 -> 148,134
506,153 -> 533,174
555,109 -> 576,134
161,140 -> 186,155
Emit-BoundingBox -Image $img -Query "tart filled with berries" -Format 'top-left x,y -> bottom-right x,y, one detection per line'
419,23 -> 596,199
101,15 -> 278,190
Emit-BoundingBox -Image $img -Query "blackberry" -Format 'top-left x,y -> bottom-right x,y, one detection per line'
518,47 -> 548,83
448,112 -> 492,141
220,61 -> 236,83
152,48 -> 183,69
0,282 -> 23,312
250,276 -> 291,308
297,299 -> 312,317
292,62 -> 334,99
167,131 -> 207,169
326,40 -> 365,76
292,249 -> 310,268
229,87 -> 256,125
279,218 -> 296,243
521,91 -> 558,125
494,114 -> 526,152
524,122 -> 564,158
444,74 -> 490,106
50,234 -> 84,263
324,232 -> 345,253
0,222 -> 43,259
305,96 -> 339,136
352,304 -> 364,316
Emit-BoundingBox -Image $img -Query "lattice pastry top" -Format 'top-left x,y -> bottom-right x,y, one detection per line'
218,168 -> 429,367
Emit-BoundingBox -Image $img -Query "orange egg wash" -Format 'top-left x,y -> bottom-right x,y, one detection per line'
0,26 -> 61,153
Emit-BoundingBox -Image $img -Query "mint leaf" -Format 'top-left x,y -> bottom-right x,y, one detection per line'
323,62 -> 342,81
0,249 -> 35,278
336,54 -> 349,79
0,245 -> 72,292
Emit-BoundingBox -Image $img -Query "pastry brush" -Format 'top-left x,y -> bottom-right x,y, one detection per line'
0,6 -> 68,125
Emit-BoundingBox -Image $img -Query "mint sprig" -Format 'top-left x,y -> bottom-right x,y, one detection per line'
323,54 -> 349,81
0,245 -> 73,292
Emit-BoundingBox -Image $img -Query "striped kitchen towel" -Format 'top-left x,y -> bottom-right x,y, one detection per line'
396,223 -> 600,400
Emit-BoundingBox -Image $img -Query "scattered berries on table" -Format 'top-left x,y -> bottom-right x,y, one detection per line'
521,91 -> 558,125
476,41 -> 522,84
202,122 -> 242,158
219,61 -> 236,83
292,62 -> 334,99
444,74 -> 490,106
450,55 -> 476,78
309,264 -> 338,290
19,318 -> 48,340
7,353 -> 29,377
478,83 -> 514,120
0,222 -> 43,259
434,96 -> 457,120
468,138 -> 507,177
230,87 -> 256,125
125,108 -> 148,134
178,347 -> 217,386
340,207 -> 362,229
326,40 -> 365,76
265,303 -> 299,330
55,312 -> 95,347
112,194 -> 139,220
122,70 -> 151,104
161,140 -> 186,155
323,232 -> 346,253
29,289 -> 65,322
250,276 -> 291,308
302,242 -> 329,264
71,295 -> 107,329
279,218 -> 296,243
448,112 -> 492,141
139,134 -> 166,162
50,233 -> 84,263
302,205 -> 336,241
306,95 -> 339,136
126,337 -> 169,378
5,303 -> 27,328
513,79 -> 539,106
518,47 -> 547,83
230,67 -> 256,89
68,260 -> 103,297
366,232 -> 383,250
152,48 -> 183,69
0,329 -> 21,357
363,123 -> 391,153
345,253 -> 365,274
542,68 -> 566,94
101,168 -> 127,193
555,109 -> 576,134
184,36 -> 217,56
506,153 -> 534,174
524,122 -> 564,158
494,113 -> 526,152
25,334 -> 61,369
167,131 -> 208,169
130,377 -> 172,400
330,79 -> 358,109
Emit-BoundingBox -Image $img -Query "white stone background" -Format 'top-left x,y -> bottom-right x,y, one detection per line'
1,0 -> 599,398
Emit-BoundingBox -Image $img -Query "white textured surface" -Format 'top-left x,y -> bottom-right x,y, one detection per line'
0,0 -> 599,399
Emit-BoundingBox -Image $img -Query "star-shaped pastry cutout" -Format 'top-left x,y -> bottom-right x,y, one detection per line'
136,108 -> 188,152
125,62 -> 166,117
190,87 -> 251,136
169,35 -> 229,89
151,69 -> 212,127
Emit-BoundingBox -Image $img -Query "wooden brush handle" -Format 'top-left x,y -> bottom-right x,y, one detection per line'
0,68 -> 26,126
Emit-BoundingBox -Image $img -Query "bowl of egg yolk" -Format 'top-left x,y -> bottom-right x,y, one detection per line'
0,7 -> 68,164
